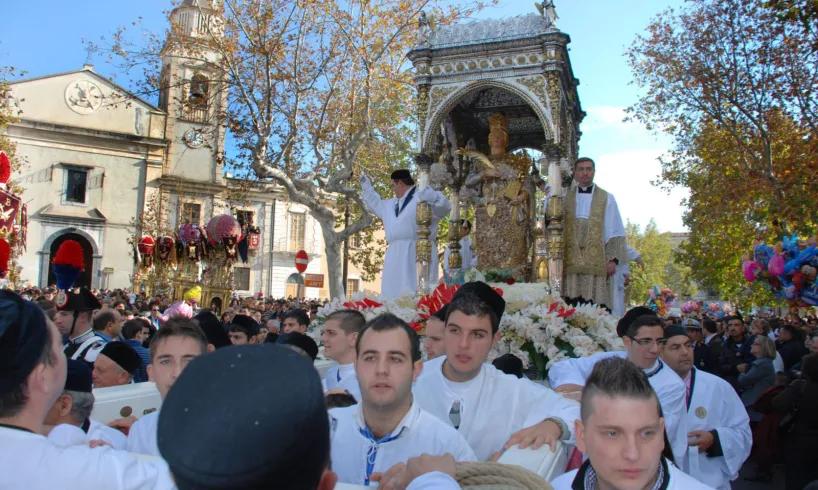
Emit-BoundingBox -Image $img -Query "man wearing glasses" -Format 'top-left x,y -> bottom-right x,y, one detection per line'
549,310 -> 688,468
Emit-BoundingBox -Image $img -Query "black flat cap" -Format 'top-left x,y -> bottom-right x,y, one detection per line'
65,359 -> 92,392
390,169 -> 412,181
229,314 -> 260,336
664,325 -> 689,340
99,342 -> 141,375
492,353 -> 523,378
158,345 -> 329,490
616,306 -> 655,337
456,281 -> 505,320
276,332 -> 318,360
0,291 -> 50,395
56,288 -> 102,312
194,311 -> 231,349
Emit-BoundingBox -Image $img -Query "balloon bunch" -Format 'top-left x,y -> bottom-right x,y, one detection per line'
742,234 -> 818,306
646,286 -> 675,317
681,300 -> 701,315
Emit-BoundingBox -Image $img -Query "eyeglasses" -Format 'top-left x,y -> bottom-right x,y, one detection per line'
629,336 -> 667,347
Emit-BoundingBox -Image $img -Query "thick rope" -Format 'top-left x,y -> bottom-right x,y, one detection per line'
455,461 -> 553,490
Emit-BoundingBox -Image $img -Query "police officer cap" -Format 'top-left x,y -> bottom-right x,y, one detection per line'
616,306 -> 655,337
99,342 -> 141,375
664,325 -> 690,341
276,332 -> 318,360
0,291 -> 50,395
390,169 -> 413,183
158,345 -> 329,490
64,359 -> 92,393
682,318 -> 702,329
229,314 -> 260,336
455,281 -> 506,319
55,288 -> 102,312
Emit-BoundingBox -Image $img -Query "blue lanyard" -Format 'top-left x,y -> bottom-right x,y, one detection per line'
358,425 -> 406,485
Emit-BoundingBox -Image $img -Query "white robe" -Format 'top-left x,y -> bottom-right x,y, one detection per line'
551,458 -> 714,490
547,351 -> 688,466
361,181 -> 450,300
611,246 -> 641,317
48,418 -> 128,450
329,400 -> 476,485
442,236 -> 476,273
414,355 -> 580,461
0,425 -> 175,489
324,363 -> 362,402
127,410 -> 160,457
683,368 -> 752,490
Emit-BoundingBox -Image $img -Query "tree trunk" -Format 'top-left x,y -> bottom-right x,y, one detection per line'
318,219 -> 346,299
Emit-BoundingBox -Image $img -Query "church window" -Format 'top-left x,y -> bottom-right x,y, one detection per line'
236,209 -> 254,228
288,212 -> 306,251
181,202 -> 201,225
64,167 -> 88,204
188,74 -> 209,107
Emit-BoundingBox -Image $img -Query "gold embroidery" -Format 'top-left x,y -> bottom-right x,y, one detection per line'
564,186 -> 607,276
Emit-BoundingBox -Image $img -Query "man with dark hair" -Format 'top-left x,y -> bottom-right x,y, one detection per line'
360,168 -> 450,299
127,318 -> 208,456
423,305 -> 447,360
227,314 -> 261,345
121,319 -> 150,382
92,342 -> 141,388
276,332 -> 319,360
322,309 -> 366,400
93,309 -> 123,343
548,310 -> 688,464
660,326 -> 751,489
0,291 -> 174,488
702,318 -> 723,374
330,313 -> 475,485
550,357 -> 709,489
45,359 -> 128,450
281,308 -> 310,333
563,156 -> 626,309
718,315 -> 754,388
414,282 -> 579,460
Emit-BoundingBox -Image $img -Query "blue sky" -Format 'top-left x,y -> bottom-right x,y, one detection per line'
2,0 -> 687,232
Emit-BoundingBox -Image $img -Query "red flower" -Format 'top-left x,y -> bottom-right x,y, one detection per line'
505,277 -> 516,285
548,302 -> 559,314
557,307 -> 576,318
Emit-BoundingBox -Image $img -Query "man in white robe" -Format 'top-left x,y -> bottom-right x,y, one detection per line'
611,245 -> 641,317
128,319 -> 209,456
413,282 -> 580,461
330,313 -> 475,485
321,309 -> 365,402
0,291 -> 174,489
563,157 -> 627,308
548,309 -> 689,466
361,169 -> 450,299
550,357 -> 711,490
661,326 -> 752,490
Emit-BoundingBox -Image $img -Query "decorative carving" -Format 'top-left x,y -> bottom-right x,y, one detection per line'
65,79 -> 103,115
417,85 -> 430,147
426,14 -> 552,49
544,72 -> 563,145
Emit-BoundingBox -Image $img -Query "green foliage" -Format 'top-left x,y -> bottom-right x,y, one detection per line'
626,220 -> 697,304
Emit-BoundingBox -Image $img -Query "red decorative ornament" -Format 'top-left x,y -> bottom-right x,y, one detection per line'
138,236 -> 156,256
53,240 -> 85,269
416,283 -> 460,322
342,297 -> 383,310
0,238 -> 10,277
0,152 -> 10,185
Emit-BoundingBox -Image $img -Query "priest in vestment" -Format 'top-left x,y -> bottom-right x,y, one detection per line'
563,157 -> 626,310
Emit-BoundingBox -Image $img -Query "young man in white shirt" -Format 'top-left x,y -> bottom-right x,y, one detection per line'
550,357 -> 712,490
330,313 -> 475,485
548,309 -> 688,465
127,318 -> 208,456
322,309 -> 366,401
414,281 -> 580,461
660,325 -> 751,490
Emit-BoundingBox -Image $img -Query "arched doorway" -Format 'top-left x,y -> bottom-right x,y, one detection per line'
285,273 -> 304,299
47,233 -> 94,289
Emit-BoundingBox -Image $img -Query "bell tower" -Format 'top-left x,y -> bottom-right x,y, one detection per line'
159,0 -> 226,184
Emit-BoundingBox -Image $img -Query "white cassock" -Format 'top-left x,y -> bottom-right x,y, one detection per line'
611,246 -> 641,317
323,363 -> 362,402
48,419 -> 128,450
548,351 -> 688,466
127,410 -> 160,456
0,425 -> 175,489
414,356 -> 580,461
329,400 -> 476,485
683,368 -> 751,490
551,458 -> 714,490
361,177 -> 450,300
442,236 -> 476,274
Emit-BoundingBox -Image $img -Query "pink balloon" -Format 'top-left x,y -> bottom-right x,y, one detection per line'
743,260 -> 761,282
768,254 -> 785,276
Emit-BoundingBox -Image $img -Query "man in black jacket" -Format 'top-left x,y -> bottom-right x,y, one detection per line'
718,316 -> 755,389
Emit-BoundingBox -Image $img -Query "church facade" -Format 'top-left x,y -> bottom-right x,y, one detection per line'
5,2 -> 380,298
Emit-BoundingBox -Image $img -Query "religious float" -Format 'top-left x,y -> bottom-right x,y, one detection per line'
0,151 -> 28,287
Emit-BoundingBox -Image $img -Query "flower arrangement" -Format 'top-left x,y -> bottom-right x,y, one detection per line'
311,282 -> 622,378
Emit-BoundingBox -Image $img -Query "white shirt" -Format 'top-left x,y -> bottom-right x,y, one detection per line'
683,368 -> 751,490
414,356 -> 580,461
0,425 -> 175,489
329,400 -> 475,485
551,459 -> 714,490
571,184 -> 626,244
127,410 -> 160,456
547,351 -> 688,466
324,363 -> 362,402
47,419 -> 128,450
407,472 -> 460,490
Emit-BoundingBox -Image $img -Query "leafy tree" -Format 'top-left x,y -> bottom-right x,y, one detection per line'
627,0 -> 818,302
625,220 -> 697,305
